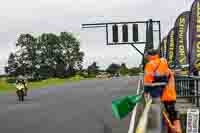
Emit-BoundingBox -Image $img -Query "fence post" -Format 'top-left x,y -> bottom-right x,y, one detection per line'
189,78 -> 195,104
186,78 -> 189,96
184,78 -> 186,96
187,79 -> 189,97
196,79 -> 199,107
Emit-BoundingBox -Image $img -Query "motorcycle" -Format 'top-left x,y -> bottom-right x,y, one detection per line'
16,83 -> 25,102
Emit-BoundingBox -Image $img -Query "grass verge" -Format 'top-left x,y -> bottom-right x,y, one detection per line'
0,75 -> 95,93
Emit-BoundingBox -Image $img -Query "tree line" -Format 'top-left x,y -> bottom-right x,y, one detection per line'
5,32 -> 84,80
5,32 -> 141,81
87,62 -> 141,77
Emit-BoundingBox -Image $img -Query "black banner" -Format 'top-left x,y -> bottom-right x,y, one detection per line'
167,28 -> 176,68
189,0 -> 200,72
174,11 -> 190,67
160,37 -> 167,58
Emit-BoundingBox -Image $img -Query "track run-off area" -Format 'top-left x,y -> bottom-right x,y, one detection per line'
0,77 -> 139,133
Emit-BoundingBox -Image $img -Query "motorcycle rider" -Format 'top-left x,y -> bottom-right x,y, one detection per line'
16,78 -> 28,96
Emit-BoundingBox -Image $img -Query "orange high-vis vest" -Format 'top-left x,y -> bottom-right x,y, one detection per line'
160,70 -> 176,102
144,54 -> 176,102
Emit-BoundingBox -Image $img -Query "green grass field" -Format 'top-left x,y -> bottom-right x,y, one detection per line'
0,75 -> 95,93
0,79 -> 15,92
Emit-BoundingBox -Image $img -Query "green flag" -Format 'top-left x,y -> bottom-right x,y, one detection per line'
112,94 -> 143,120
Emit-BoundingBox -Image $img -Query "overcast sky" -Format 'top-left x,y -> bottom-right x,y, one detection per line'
0,0 -> 194,74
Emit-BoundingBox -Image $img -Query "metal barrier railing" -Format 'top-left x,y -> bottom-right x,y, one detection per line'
135,97 -> 152,133
128,74 -> 144,133
175,75 -> 200,107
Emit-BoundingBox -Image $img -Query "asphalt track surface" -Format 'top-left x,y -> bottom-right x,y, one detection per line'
0,77 -> 138,133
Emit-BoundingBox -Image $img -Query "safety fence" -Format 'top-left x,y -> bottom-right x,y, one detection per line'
175,75 -> 200,107
127,75 -> 200,133
175,75 -> 200,132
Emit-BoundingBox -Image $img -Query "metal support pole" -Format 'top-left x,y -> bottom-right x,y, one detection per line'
82,25 -> 107,28
144,22 -> 149,54
158,21 -> 162,55
106,24 -> 108,45
130,44 -> 144,56
82,21 -> 160,26
148,19 -> 154,49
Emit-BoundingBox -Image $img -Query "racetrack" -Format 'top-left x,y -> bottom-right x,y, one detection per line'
0,77 -> 139,133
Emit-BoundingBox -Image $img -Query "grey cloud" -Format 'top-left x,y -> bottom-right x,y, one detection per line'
0,0 -> 194,74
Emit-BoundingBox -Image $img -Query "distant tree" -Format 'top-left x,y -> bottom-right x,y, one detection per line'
5,53 -> 18,76
15,34 -> 37,76
87,62 -> 99,77
119,63 -> 129,76
59,32 -> 84,77
106,63 -> 120,76
129,67 -> 141,76
37,33 -> 60,77
76,52 -> 84,71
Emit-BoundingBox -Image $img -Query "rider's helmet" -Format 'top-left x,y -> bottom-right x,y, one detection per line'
16,75 -> 25,84
16,79 -> 19,84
